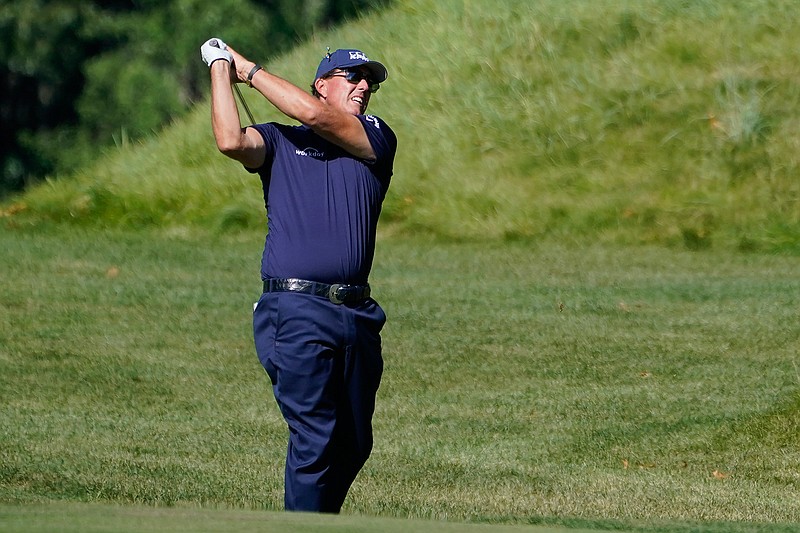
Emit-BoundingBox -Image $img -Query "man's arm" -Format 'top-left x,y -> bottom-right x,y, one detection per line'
227,46 -> 376,161
209,59 -> 266,169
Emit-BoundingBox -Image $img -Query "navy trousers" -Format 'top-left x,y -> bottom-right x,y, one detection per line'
253,290 -> 385,513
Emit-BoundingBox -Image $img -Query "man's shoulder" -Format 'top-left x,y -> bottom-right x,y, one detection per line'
255,122 -> 318,145
257,122 -> 309,135
359,114 -> 397,149
361,114 -> 390,130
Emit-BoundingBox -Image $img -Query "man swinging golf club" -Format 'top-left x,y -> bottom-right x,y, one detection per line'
200,38 -> 397,513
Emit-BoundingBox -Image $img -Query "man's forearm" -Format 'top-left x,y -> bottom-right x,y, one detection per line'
210,60 -> 246,152
229,51 -> 321,126
252,70 -> 321,125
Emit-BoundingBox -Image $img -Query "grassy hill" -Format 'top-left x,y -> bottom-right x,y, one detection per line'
3,0 -> 800,253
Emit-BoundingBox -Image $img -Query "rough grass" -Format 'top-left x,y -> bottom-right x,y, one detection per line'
2,0 -> 799,252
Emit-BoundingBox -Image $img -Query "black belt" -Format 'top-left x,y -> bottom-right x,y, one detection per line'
263,278 -> 370,305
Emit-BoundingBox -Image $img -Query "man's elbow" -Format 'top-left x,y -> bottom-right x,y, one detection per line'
215,134 -> 244,158
214,130 -> 263,168
295,100 -> 326,129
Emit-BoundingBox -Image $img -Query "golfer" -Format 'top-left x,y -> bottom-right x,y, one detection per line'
200,38 -> 397,514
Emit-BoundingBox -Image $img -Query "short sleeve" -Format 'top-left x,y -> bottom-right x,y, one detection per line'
358,115 -> 397,182
244,123 -> 280,173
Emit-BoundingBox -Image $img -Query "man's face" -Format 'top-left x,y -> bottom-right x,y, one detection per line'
319,68 -> 378,115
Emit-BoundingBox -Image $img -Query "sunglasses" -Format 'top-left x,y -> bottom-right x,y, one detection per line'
326,69 -> 380,93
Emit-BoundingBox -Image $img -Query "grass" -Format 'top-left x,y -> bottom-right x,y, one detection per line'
0,503 -> 620,533
2,0 -> 800,530
2,0 -> 799,252
1,225 -> 799,531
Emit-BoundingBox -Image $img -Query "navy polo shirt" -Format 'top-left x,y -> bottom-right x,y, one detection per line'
248,115 -> 396,285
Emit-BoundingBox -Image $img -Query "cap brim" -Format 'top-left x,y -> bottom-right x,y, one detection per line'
314,54 -> 389,83
361,61 -> 388,83
328,59 -> 387,83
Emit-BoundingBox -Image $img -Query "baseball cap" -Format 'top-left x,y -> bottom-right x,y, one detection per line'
314,48 -> 388,83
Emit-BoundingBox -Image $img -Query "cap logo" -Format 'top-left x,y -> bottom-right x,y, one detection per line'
349,51 -> 369,62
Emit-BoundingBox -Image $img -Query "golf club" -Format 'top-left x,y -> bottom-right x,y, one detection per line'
233,83 -> 256,125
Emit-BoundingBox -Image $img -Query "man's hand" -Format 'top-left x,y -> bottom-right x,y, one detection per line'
201,38 -> 233,67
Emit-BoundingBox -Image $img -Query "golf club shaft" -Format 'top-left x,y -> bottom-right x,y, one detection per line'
233,83 -> 256,125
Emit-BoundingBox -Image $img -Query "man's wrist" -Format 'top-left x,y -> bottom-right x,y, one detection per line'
246,64 -> 263,87
236,61 -> 259,84
210,57 -> 230,69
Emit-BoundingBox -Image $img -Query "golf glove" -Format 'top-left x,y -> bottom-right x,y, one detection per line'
201,37 -> 232,67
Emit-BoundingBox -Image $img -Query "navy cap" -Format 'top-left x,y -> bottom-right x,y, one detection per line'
314,48 -> 388,83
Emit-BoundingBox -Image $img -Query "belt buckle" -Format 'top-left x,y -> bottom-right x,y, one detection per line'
328,284 -> 346,304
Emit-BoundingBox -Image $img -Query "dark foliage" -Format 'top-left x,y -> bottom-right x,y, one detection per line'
0,0 -> 389,196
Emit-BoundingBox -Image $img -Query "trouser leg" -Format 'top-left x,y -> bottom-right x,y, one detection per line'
324,331 -> 384,511
253,292 -> 385,513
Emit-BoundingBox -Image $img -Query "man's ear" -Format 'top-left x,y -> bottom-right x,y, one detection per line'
314,77 -> 327,98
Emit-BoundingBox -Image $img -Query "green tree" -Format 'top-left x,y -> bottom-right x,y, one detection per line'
76,0 -> 271,144
1,1 -> 101,192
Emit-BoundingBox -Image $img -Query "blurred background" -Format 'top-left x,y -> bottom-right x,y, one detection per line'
0,0 -> 389,198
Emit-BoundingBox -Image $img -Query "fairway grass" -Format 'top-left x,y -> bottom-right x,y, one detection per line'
0,502 -> 618,533
1,226 -> 799,531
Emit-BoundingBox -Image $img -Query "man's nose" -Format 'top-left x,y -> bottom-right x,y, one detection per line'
356,78 -> 371,93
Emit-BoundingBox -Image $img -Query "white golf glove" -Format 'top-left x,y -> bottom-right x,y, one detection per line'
201,37 -> 233,67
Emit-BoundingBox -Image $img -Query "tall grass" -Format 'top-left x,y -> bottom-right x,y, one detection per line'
3,0 -> 799,252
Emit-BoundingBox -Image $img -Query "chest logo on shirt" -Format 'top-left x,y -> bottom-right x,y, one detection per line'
295,147 -> 325,159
